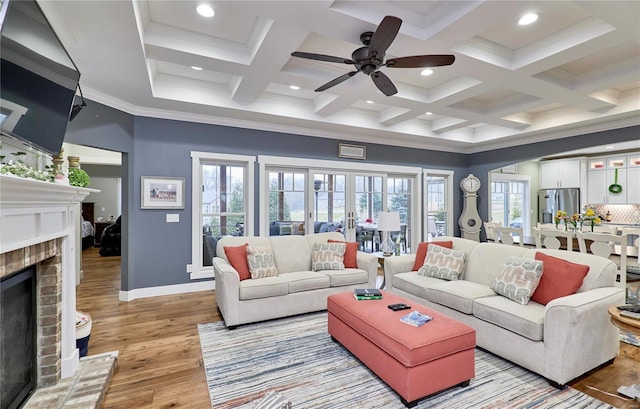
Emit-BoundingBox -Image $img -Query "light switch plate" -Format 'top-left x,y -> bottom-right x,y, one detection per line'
166,214 -> 179,223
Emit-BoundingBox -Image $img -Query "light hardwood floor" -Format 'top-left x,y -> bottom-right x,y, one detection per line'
77,247 -> 640,409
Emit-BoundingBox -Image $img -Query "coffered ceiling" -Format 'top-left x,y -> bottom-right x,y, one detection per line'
41,1 -> 640,153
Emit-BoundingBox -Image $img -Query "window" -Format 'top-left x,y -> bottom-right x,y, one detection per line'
490,173 -> 530,234
424,170 -> 454,239
191,152 -> 254,279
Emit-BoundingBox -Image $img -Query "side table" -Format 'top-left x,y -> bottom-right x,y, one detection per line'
372,251 -> 396,290
608,305 -> 640,400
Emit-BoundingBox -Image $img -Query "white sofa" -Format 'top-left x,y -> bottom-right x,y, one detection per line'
384,236 -> 625,387
213,232 -> 378,328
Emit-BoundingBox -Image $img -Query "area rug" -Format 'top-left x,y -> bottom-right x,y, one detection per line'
198,313 -> 614,409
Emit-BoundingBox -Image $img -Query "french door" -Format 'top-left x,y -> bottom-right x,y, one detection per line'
260,155 -> 421,253
310,170 -> 385,243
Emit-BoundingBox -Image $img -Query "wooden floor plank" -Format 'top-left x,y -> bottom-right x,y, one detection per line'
76,247 -> 639,409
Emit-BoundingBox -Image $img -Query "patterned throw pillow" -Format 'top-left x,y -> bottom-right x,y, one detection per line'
311,242 -> 346,271
247,246 -> 278,279
417,246 -> 466,280
491,256 -> 544,305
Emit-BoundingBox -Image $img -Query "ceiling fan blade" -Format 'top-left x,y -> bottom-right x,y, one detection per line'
386,54 -> 455,68
371,71 -> 397,96
291,51 -> 354,65
368,16 -> 402,59
315,70 -> 359,92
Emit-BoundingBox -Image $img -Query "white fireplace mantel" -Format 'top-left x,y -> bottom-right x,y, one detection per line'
1,174 -> 98,378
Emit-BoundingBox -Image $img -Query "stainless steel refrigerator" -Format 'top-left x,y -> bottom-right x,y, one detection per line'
538,188 -> 580,224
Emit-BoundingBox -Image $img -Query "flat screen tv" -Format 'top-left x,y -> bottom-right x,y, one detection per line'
0,0 -> 80,156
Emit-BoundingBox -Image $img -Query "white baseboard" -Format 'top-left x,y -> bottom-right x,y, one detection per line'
119,280 -> 215,302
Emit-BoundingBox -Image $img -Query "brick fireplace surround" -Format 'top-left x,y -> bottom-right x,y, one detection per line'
0,239 -> 64,387
1,174 -> 116,408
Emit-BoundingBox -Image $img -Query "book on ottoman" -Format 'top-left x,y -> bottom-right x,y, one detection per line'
400,310 -> 432,327
354,288 -> 382,297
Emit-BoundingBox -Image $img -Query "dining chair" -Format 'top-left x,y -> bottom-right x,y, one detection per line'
536,222 -> 557,230
494,226 -> 524,247
532,227 -> 574,251
483,221 -> 501,242
576,231 -> 628,288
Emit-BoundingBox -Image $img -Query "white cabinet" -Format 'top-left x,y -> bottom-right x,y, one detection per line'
586,154 -> 638,204
587,168 -> 627,204
539,159 -> 582,189
627,154 -> 640,204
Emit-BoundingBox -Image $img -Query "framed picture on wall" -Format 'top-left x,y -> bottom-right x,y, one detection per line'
141,176 -> 185,209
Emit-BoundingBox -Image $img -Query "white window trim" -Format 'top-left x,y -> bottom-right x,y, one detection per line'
423,169 -> 454,238
258,155 -> 422,244
190,151 -> 255,280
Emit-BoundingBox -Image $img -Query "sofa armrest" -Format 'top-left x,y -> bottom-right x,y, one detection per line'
212,257 -> 241,326
383,255 -> 416,290
356,251 -> 379,289
543,286 -> 625,384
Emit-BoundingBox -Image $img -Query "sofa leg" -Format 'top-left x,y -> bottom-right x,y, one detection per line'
460,380 -> 470,387
400,398 -> 417,408
548,380 -> 566,390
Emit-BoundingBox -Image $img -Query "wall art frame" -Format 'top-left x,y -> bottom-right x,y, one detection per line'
141,176 -> 185,209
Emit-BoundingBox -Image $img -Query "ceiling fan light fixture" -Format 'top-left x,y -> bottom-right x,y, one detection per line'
196,4 -> 215,18
426,111 -> 433,115
518,13 -> 538,26
421,69 -> 434,76
290,15 -> 454,96
366,100 -> 374,104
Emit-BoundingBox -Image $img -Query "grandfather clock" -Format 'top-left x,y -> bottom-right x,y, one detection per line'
458,174 -> 482,241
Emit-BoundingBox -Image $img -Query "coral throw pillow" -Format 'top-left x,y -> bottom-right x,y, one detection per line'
411,241 -> 453,271
328,239 -> 358,268
531,252 -> 590,305
224,244 -> 251,281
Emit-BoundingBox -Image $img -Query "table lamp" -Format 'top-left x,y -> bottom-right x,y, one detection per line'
377,211 -> 400,256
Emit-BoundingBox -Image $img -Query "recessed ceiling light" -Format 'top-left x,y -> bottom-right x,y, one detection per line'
421,69 -> 434,76
518,13 -> 538,26
426,112 -> 433,115
191,66 -> 203,71
289,85 -> 300,90
196,4 -> 215,18
605,145 -> 616,150
366,100 -> 374,104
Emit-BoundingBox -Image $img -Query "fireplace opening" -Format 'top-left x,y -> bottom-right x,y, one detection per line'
1,265 -> 37,409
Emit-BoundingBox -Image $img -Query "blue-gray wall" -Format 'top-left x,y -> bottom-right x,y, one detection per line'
66,99 -> 640,291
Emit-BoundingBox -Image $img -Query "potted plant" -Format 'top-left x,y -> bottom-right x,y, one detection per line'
68,167 -> 90,187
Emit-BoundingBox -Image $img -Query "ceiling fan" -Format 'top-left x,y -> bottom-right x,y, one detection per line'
291,16 -> 455,96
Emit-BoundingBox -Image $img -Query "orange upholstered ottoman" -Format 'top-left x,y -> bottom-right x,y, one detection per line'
327,291 -> 475,408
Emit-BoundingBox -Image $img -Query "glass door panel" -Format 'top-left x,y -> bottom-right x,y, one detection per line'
312,172 -> 347,237
426,176 -> 447,239
388,176 -> 412,252
267,170 -> 306,236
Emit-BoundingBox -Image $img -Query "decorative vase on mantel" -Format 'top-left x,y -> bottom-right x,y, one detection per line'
68,156 -> 81,169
